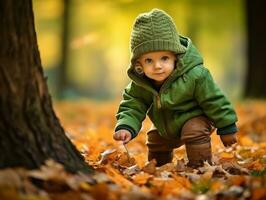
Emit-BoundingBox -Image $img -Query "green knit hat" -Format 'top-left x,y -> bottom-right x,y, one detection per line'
130,8 -> 186,66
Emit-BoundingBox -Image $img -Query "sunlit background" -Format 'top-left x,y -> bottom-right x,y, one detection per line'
33,0 -> 246,101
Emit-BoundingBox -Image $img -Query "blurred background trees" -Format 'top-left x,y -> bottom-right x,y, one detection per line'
245,0 -> 266,98
33,0 -> 264,101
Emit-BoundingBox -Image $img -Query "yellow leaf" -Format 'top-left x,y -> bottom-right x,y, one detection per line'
220,152 -> 234,159
79,182 -> 91,191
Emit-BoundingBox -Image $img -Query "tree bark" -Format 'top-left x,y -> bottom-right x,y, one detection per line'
0,0 -> 92,173
245,0 -> 266,98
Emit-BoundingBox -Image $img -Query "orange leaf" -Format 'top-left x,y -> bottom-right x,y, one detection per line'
132,172 -> 152,185
90,183 -> 109,200
142,159 -> 157,174
171,174 -> 191,189
246,160 -> 265,171
116,152 -> 136,167
104,165 -> 134,190
229,175 -> 247,186
210,180 -> 225,192
150,177 -> 190,196
252,188 -> 266,200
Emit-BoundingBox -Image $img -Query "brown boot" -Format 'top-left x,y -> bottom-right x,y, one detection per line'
148,151 -> 173,167
185,142 -> 212,168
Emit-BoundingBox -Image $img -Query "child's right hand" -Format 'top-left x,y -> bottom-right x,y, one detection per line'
113,129 -> 132,144
220,133 -> 237,147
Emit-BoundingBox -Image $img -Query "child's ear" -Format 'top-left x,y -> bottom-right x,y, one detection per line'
135,61 -> 144,75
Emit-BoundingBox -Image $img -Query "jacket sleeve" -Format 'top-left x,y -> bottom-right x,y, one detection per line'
194,68 -> 238,133
115,82 -> 152,139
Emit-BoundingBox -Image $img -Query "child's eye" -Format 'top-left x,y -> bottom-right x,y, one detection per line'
145,58 -> 153,64
161,56 -> 169,61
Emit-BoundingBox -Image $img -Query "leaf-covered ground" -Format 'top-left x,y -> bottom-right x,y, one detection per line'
0,100 -> 266,200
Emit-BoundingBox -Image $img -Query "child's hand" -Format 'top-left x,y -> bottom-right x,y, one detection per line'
220,133 -> 237,147
113,129 -> 132,144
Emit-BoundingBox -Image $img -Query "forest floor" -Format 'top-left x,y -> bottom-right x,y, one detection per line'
0,100 -> 266,200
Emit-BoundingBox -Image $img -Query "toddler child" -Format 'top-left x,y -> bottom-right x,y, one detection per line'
113,9 -> 238,168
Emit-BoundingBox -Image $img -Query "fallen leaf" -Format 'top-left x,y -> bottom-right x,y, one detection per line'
221,161 -> 249,175
98,149 -> 117,164
132,172 -> 152,185
220,152 -> 234,159
150,178 -> 190,196
104,164 -> 134,189
229,175 -> 247,186
123,165 -> 141,176
90,183 -> 109,200
28,159 -> 68,182
251,187 -> 266,200
142,159 -> 157,174
176,159 -> 186,172
157,162 -> 177,174
116,152 -> 136,167
0,169 -> 22,188
246,160 -> 265,171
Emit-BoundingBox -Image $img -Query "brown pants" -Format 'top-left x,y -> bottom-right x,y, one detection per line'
146,116 -> 214,167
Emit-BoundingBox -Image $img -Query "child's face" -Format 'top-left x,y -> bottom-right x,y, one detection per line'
138,51 -> 176,85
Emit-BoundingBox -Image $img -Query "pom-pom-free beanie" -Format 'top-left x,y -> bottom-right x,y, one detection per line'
130,8 -> 186,65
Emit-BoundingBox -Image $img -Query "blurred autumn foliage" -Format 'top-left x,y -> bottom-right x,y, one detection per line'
0,100 -> 266,200
33,0 -> 246,100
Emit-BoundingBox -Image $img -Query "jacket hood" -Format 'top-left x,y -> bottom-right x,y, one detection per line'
127,36 -> 204,92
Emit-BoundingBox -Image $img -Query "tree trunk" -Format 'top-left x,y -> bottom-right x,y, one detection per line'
0,0 -> 92,173
245,0 -> 266,98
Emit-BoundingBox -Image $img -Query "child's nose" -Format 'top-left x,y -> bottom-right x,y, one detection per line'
154,61 -> 162,69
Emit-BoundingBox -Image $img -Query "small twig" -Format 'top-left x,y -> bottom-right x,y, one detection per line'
123,143 -> 131,162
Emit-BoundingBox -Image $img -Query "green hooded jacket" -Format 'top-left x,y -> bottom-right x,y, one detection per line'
115,36 -> 238,139
115,9 -> 237,140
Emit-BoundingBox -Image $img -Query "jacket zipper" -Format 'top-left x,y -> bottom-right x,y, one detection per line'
155,71 -> 180,138
156,93 -> 172,138
156,95 -> 161,109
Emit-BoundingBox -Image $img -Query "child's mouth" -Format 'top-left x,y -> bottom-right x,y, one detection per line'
154,72 -> 164,75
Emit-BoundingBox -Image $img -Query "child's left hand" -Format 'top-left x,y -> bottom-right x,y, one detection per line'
220,133 -> 237,147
